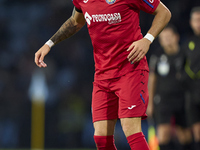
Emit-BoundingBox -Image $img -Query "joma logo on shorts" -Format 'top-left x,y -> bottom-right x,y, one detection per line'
84,12 -> 121,25
128,105 -> 136,110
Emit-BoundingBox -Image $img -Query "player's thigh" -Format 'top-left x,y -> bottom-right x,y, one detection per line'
120,117 -> 142,137
94,119 -> 117,136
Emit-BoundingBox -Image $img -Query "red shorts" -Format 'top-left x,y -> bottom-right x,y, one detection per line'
92,70 -> 149,123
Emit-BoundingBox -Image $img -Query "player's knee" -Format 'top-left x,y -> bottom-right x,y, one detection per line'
120,117 -> 142,137
94,119 -> 117,136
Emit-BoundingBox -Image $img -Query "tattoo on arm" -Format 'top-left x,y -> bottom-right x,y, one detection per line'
50,8 -> 82,45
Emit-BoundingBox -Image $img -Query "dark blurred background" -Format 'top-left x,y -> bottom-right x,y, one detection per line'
0,0 -> 199,149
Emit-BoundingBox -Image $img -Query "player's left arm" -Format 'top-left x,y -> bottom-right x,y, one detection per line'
127,2 -> 171,63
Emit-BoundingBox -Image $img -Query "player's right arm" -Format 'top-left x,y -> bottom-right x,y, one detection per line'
35,7 -> 85,68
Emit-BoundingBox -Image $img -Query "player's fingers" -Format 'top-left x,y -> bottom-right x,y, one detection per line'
128,48 -> 140,62
39,53 -> 45,63
35,52 -> 47,68
40,61 -> 47,67
37,61 -> 47,68
127,50 -> 136,60
138,53 -> 145,61
38,64 -> 42,68
37,62 -> 42,68
39,53 -> 47,68
127,45 -> 138,59
133,52 -> 144,63
35,52 -> 41,66
127,42 -> 135,51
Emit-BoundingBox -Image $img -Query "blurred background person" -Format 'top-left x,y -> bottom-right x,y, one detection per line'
183,6 -> 200,150
147,24 -> 192,150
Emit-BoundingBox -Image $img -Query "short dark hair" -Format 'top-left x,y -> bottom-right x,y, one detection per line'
164,23 -> 178,34
190,6 -> 200,18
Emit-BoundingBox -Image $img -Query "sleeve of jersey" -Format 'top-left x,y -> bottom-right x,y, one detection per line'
72,0 -> 82,11
139,0 -> 160,14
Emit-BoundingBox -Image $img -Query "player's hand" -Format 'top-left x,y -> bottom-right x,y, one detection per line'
127,38 -> 151,64
35,44 -> 51,68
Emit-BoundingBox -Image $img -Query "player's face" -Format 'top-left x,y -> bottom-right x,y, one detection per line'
190,12 -> 200,36
159,28 -> 179,53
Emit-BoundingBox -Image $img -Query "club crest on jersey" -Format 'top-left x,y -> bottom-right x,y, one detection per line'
106,0 -> 116,4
